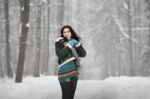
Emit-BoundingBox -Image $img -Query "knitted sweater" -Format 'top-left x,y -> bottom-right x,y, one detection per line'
55,37 -> 86,83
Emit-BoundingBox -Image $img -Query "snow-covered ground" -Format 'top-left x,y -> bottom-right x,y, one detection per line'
0,76 -> 150,99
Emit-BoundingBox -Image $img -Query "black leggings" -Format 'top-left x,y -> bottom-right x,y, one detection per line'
59,79 -> 78,99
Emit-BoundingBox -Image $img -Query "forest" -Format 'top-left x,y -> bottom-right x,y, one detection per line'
0,0 -> 150,82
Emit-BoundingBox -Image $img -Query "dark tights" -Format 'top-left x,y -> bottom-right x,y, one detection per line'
60,79 -> 78,99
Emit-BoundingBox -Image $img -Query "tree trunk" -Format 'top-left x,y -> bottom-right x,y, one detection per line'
4,0 -> 13,78
15,0 -> 30,82
63,0 -> 72,25
0,59 -> 4,78
33,0 -> 42,77
41,1 -> 47,75
45,0 -> 50,75
141,0 -> 150,76
127,0 -> 135,76
58,0 -> 65,26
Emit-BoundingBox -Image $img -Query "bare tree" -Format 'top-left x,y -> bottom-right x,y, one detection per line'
63,0 -> 72,25
33,0 -> 42,77
0,59 -> 4,77
40,0 -> 48,75
127,0 -> 135,76
4,0 -> 13,78
142,0 -> 150,76
45,0 -> 50,75
15,0 -> 30,82
58,0 -> 65,26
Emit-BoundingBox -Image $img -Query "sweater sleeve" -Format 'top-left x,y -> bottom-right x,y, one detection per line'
75,42 -> 86,57
55,41 -> 71,58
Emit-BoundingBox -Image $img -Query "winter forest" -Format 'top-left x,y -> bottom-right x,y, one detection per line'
1,0 -> 150,99
1,0 -> 150,81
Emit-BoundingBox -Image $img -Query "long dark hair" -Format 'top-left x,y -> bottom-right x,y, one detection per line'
60,25 -> 80,42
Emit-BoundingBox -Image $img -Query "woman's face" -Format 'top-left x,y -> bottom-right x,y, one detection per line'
63,28 -> 72,39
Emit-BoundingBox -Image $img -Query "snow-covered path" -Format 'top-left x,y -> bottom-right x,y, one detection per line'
76,80 -> 118,99
0,76 -> 150,99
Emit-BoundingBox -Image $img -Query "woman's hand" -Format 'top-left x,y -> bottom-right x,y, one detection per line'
68,39 -> 79,47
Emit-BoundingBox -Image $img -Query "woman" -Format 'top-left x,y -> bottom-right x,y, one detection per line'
55,25 -> 86,99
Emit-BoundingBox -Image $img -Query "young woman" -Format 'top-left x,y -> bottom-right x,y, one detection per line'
55,25 -> 86,99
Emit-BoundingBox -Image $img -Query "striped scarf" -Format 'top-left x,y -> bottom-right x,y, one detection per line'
57,42 -> 79,83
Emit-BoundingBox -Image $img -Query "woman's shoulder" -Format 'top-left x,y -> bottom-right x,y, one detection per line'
55,37 -> 64,42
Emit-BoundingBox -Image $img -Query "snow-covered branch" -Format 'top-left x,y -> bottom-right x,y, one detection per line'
132,27 -> 149,31
114,18 -> 138,44
114,18 -> 129,38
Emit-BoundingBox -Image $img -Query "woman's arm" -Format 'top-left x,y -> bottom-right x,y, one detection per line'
55,41 -> 71,58
75,42 -> 86,57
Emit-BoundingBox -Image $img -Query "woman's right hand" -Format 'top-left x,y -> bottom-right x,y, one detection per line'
68,39 -> 79,47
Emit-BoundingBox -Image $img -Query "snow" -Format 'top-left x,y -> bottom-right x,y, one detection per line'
123,3 -> 128,10
42,0 -> 47,3
26,23 -> 30,28
29,3 -> 34,7
104,76 -> 150,99
0,76 -> 150,99
21,7 -> 24,11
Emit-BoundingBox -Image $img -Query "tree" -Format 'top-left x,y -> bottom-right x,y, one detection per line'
127,0 -> 135,76
63,0 -> 72,25
33,0 -> 42,77
142,0 -> 150,76
45,0 -> 50,75
58,0 -> 65,26
4,0 -> 13,78
15,0 -> 30,82
0,59 -> 4,77
40,0 -> 49,75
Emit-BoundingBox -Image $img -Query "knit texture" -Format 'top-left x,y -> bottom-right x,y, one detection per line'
58,61 -> 79,83
57,42 -> 79,83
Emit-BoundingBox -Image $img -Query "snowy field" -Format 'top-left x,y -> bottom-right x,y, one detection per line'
0,76 -> 150,99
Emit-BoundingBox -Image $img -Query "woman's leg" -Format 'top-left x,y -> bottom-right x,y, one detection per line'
60,82 -> 71,99
70,79 -> 78,99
